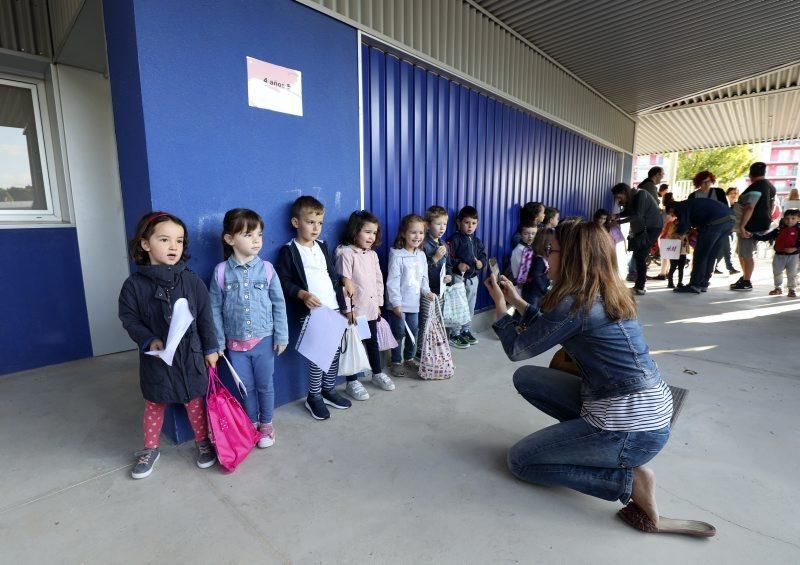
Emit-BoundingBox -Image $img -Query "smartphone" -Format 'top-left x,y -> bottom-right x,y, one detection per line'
488,257 -> 500,279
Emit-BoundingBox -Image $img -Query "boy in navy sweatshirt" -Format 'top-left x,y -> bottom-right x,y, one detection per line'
447,206 -> 487,348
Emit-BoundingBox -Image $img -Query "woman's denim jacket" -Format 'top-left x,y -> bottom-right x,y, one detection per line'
209,256 -> 289,352
493,296 -> 660,402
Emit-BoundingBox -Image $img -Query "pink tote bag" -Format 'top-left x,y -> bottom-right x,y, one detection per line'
206,366 -> 260,472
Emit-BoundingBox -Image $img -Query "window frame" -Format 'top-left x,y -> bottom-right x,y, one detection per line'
0,73 -> 63,224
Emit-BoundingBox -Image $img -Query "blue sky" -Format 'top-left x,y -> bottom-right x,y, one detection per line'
0,126 -> 33,189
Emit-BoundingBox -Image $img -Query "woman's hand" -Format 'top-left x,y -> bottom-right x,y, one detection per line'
484,274 -> 508,317
498,276 -> 526,310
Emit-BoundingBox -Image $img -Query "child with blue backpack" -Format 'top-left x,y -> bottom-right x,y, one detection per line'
210,208 -> 289,448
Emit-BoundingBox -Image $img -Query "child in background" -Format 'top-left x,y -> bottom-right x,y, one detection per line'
386,214 -> 435,376
418,205 -> 453,358
336,210 -> 394,399
543,207 -> 560,229
510,220 -> 537,296
511,202 -> 544,247
593,208 -> 609,227
447,205 -> 487,348
209,209 -> 288,449
525,228 -> 554,310
276,196 -> 352,421
662,209 -> 689,289
119,212 -> 219,479
755,208 -> 800,297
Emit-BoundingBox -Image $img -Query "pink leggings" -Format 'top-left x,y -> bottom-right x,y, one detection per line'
143,398 -> 208,449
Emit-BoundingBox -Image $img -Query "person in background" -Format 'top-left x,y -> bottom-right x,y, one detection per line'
447,205 -> 487,348
731,162 -> 776,291
657,184 -> 669,206
688,171 -> 727,203
637,167 -> 664,202
713,187 -> 741,275
754,208 -> 800,298
611,183 -> 663,295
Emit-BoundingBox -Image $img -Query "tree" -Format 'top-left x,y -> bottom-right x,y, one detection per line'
676,145 -> 756,186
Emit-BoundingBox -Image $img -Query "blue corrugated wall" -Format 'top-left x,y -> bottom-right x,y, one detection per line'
362,45 -> 621,309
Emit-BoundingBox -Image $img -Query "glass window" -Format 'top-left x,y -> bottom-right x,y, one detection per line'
0,79 -> 54,218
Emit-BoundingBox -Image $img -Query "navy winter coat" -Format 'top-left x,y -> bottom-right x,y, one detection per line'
118,262 -> 218,404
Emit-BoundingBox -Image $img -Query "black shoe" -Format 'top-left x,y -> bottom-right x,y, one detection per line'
729,268 -> 740,275
674,285 -> 700,294
461,331 -> 479,344
700,287 -> 708,293
667,280 -> 674,289
322,389 -> 351,410
646,274 -> 666,280
305,394 -> 330,420
713,269 -> 723,275
626,273 -> 637,282
730,278 -> 752,291
131,448 -> 160,479
196,439 -> 217,469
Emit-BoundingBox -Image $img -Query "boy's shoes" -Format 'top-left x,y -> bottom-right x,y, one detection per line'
322,389 -> 351,410
305,394 -> 330,420
131,448 -> 160,479
673,285 -> 700,294
769,288 -> 783,295
730,278 -> 753,291
449,335 -> 470,349
729,268 -> 741,274
345,379 -> 370,400
404,358 -> 420,370
390,362 -> 407,377
196,439 -> 217,469
372,372 -> 396,391
257,422 -> 275,448
788,289 -> 797,298
461,331 -> 479,344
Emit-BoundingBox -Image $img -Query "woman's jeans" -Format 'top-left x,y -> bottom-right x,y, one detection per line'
689,220 -> 734,289
228,336 -> 275,424
508,365 -> 670,503
389,311 -> 419,363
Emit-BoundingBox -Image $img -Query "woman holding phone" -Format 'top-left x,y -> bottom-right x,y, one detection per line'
484,220 -> 714,536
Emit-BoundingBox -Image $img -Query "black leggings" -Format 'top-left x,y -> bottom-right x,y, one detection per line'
349,319 -> 382,381
668,255 -> 687,284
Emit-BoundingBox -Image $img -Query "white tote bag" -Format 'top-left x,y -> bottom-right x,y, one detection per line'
337,325 -> 371,376
659,238 -> 681,260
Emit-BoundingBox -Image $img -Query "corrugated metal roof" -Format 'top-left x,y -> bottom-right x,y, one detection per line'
0,0 -> 85,59
472,0 -> 800,115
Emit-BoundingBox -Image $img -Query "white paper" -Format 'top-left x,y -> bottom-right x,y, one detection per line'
404,319 -> 416,346
439,262 -> 447,293
145,298 -> 193,366
296,306 -> 348,371
355,315 -> 371,340
221,353 -> 247,397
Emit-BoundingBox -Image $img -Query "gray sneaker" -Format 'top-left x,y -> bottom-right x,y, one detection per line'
131,448 -> 160,479
345,379 -> 370,400
372,372 -> 396,391
390,362 -> 406,377
196,439 -> 216,469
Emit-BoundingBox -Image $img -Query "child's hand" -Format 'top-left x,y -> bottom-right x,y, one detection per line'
274,344 -> 287,356
458,262 -> 469,273
149,339 -> 165,351
443,274 -> 452,284
205,352 -> 219,368
475,259 -> 483,270
343,278 -> 356,298
393,306 -> 403,318
300,290 -> 322,309
346,311 -> 355,324
426,292 -> 436,301
433,245 -> 447,261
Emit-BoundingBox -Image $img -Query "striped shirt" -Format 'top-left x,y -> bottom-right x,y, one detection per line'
581,380 -> 673,431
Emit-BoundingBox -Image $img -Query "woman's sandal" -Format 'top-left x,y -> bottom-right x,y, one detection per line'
618,501 -> 716,537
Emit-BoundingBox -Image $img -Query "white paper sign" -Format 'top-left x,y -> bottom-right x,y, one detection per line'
145,298 -> 193,366
296,306 -> 348,372
246,56 -> 303,116
355,315 -> 371,340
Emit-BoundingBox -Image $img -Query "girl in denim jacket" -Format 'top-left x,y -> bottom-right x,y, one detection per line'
210,209 -> 289,448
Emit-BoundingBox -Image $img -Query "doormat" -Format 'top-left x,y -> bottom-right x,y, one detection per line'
669,385 -> 688,427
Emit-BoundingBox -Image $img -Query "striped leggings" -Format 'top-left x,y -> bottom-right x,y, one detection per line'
308,349 -> 341,397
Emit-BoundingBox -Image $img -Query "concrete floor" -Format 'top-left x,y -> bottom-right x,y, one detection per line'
1,257 -> 799,564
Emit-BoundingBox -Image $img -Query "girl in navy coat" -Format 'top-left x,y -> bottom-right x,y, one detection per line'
118,212 -> 219,479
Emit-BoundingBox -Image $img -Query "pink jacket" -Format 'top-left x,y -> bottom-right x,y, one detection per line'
335,245 -> 384,320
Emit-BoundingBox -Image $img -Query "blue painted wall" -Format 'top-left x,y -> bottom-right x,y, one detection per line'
103,0 -> 361,416
362,45 -> 622,310
0,228 -> 92,374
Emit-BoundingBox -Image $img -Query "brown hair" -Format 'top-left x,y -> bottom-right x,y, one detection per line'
425,205 -> 448,223
393,214 -> 426,249
539,221 -> 637,321
342,210 -> 381,248
692,170 -> 716,188
532,227 -> 554,256
222,208 -> 264,259
290,195 -> 324,219
128,211 -> 190,265
543,206 -> 560,225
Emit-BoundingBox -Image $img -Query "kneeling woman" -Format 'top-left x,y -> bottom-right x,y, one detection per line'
485,220 -> 713,536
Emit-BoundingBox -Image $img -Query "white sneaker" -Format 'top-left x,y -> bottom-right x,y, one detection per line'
372,372 -> 396,391
345,380 -> 370,401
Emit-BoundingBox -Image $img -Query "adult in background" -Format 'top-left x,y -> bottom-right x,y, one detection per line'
484,221 -> 714,537
638,167 -> 664,203
688,171 -> 727,203
671,198 -> 735,294
611,183 -> 663,295
731,162 -> 776,291
714,187 -> 741,275
658,184 -> 669,205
